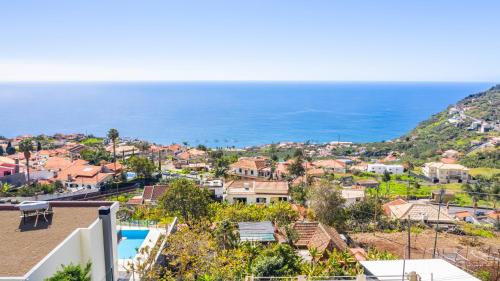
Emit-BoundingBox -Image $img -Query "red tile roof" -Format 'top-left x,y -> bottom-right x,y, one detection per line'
454,211 -> 472,219
231,157 -> 269,170
382,198 -> 407,216
313,159 -> 346,169
292,222 -> 348,253
142,185 -> 169,202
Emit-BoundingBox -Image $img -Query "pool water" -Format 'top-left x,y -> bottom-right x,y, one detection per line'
118,229 -> 150,259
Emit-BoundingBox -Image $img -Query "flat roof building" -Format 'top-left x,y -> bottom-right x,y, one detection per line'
0,201 -> 119,281
360,259 -> 479,281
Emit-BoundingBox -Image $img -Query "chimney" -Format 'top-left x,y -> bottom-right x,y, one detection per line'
99,206 -> 115,281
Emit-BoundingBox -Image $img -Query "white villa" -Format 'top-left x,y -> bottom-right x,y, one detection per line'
223,180 -> 289,206
229,157 -> 272,179
0,201 -> 119,281
422,162 -> 469,183
367,163 -> 404,174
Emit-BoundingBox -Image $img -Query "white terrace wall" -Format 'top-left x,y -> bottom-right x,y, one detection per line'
25,227 -> 84,281
1,219 -> 111,281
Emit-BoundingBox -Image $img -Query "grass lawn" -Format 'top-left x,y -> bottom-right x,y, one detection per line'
365,180 -> 496,207
469,167 -> 500,178
80,137 -> 104,146
366,180 -> 433,199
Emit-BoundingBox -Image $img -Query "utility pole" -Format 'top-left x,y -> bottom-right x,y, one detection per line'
433,188 -> 445,258
158,150 -> 162,171
407,215 -> 411,259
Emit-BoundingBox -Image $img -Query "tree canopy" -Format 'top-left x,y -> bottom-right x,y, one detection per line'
127,156 -> 155,179
308,180 -> 347,229
6,141 -> 16,155
159,178 -> 212,224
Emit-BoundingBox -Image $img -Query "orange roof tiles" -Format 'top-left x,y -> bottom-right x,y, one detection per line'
231,157 -> 269,170
383,198 -> 407,216
313,159 -> 346,169
143,185 -> 169,202
44,157 -> 73,171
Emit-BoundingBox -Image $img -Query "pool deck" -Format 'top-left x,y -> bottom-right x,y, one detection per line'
117,226 -> 165,281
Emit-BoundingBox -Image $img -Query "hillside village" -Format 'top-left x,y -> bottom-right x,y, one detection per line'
0,86 -> 499,281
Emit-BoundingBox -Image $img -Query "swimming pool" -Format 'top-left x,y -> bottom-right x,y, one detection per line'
118,229 -> 150,259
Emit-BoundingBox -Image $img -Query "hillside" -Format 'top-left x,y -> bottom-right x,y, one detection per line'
363,85 -> 500,167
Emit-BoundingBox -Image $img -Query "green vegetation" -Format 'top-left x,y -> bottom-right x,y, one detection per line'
287,157 -> 305,177
0,183 -> 61,197
80,137 -> 103,146
362,85 -> 500,166
366,248 -> 397,260
116,177 -> 371,280
19,138 -> 34,182
127,156 -> 156,179
158,202 -> 364,280
107,128 -> 119,163
45,262 -> 91,281
461,224 -> 495,238
6,141 -> 16,155
461,149 -> 500,169
210,201 -> 298,226
308,180 -> 347,230
470,167 -> 500,178
159,178 -> 212,225
209,149 -> 238,177
80,147 -> 111,165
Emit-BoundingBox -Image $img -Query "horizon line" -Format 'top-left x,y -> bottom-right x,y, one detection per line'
0,79 -> 496,84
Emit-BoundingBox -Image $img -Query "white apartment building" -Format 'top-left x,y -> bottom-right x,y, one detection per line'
423,162 -> 469,183
229,157 -> 271,179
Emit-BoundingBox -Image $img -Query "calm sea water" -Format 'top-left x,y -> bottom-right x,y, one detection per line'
0,82 -> 492,147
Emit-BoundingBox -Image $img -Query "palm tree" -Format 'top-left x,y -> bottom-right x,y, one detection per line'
107,128 -> 119,171
45,262 -> 91,281
19,138 -> 34,183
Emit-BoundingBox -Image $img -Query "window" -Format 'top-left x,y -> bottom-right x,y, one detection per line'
256,197 -> 267,204
250,170 -> 254,175
234,197 -> 247,204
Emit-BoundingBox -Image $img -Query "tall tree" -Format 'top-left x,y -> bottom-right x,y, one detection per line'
6,141 -> 16,155
287,157 -> 305,177
0,145 -> 4,156
107,128 -> 119,171
214,220 -> 239,250
159,178 -> 211,225
309,180 -> 347,229
127,156 -> 155,180
19,138 -> 34,183
36,141 -> 42,151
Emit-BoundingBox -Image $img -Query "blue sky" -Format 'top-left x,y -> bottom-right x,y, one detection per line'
1,1 -> 499,81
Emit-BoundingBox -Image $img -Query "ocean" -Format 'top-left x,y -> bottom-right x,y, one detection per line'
0,82 -> 492,147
